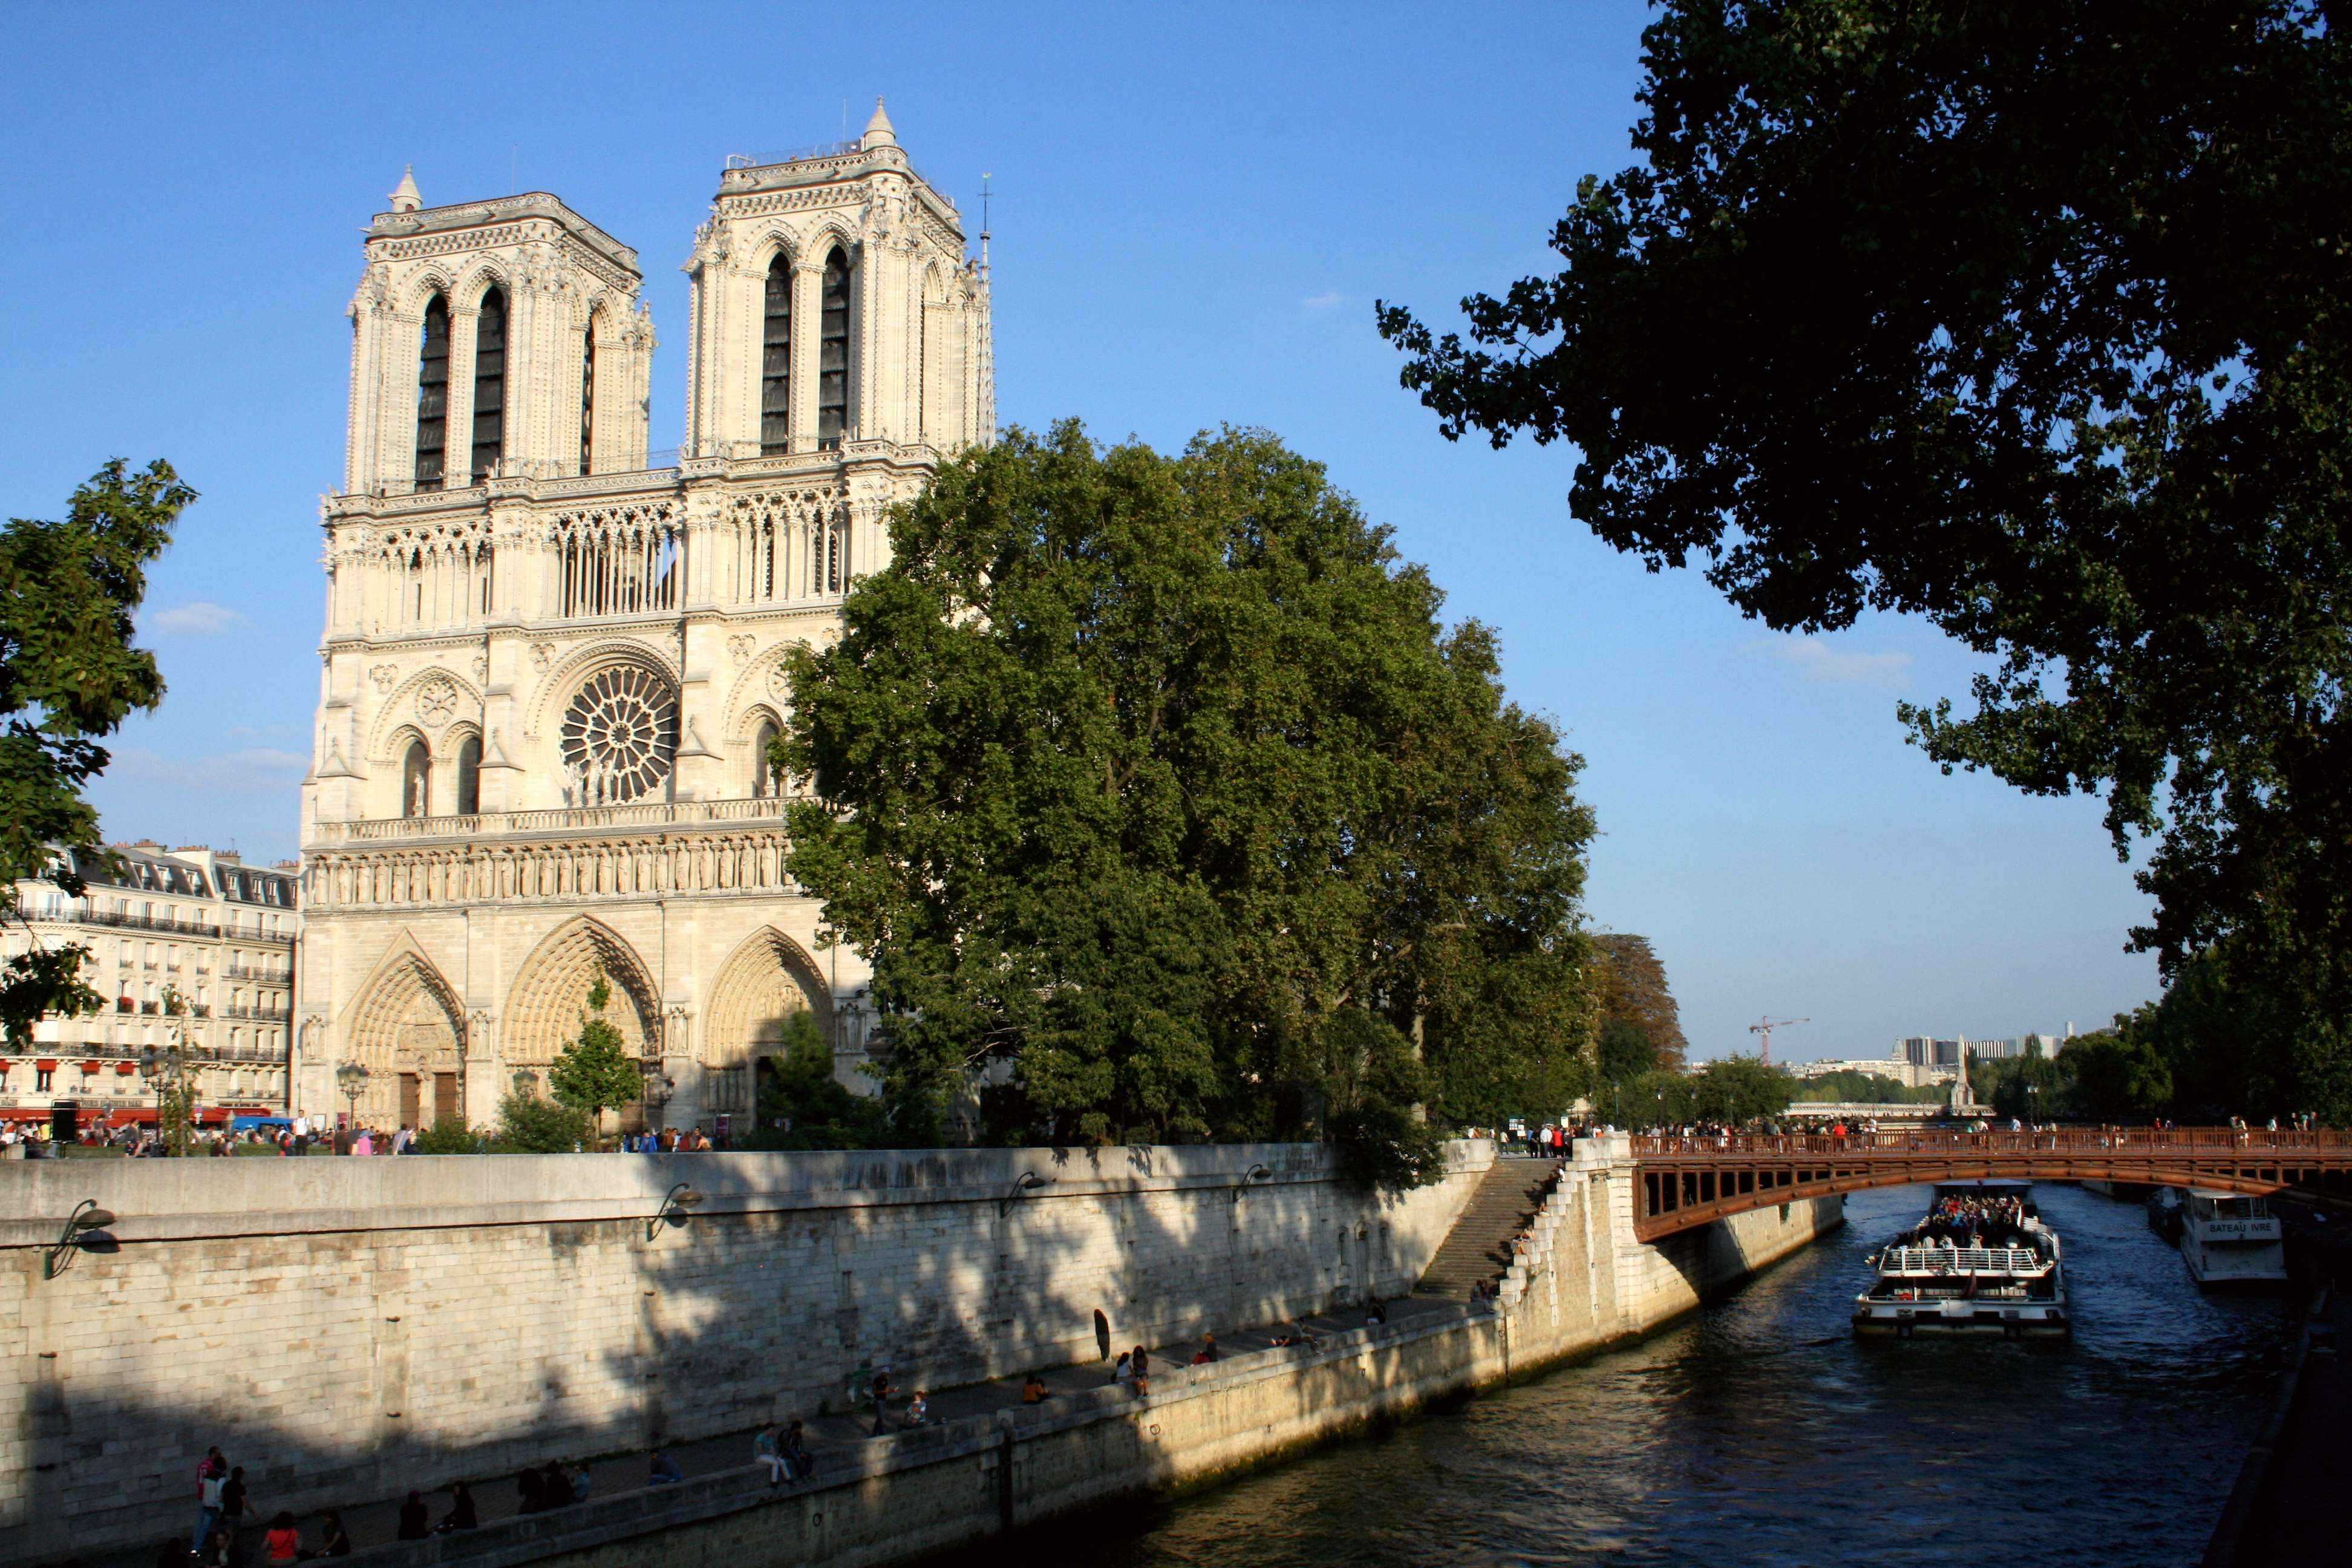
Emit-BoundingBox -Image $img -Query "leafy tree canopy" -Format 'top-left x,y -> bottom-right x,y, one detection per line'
547,973 -> 644,1121
780,422 -> 1596,1184
0,459 -> 192,1042
1379,1 -> 2352,1109
1793,1069 -> 1947,1106
1590,934 -> 1688,1069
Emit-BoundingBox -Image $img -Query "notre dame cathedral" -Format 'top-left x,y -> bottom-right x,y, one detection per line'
295,102 -> 992,1132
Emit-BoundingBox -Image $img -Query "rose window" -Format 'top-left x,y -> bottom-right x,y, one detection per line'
559,667 -> 678,805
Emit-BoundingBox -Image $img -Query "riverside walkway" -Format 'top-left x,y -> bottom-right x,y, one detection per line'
1631,1125 -> 2352,1240
124,1295 -> 1458,1568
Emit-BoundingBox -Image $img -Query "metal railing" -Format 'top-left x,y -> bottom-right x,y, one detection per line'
312,795 -> 791,844
218,1005 -> 292,1023
1630,1126 -> 2352,1158
1880,1246 -> 2046,1275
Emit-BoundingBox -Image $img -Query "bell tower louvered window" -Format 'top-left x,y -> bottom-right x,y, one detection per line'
817,249 -> 851,449
414,296 -> 450,486
760,255 -> 792,455
580,330 -> 596,474
471,286 -> 507,482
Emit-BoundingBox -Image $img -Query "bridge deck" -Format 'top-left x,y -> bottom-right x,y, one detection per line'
1628,1127 -> 2352,1240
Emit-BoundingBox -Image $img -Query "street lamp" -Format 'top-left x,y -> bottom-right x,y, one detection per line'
42,1199 -> 120,1281
336,1060 -> 369,1129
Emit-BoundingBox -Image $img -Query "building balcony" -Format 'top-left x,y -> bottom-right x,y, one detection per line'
218,1005 -> 292,1023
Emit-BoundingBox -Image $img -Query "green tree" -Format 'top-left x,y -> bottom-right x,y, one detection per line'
493,1091 -> 590,1154
1590,935 -> 1688,1069
780,422 -> 1596,1181
547,973 -> 644,1126
2065,1021 -> 2177,1124
1377,1 -> 2352,1117
408,1118 -> 485,1155
1596,1018 -> 1659,1085
742,1011 -> 887,1151
0,460 -> 193,1042
1977,1053 -> 2071,1123
1691,1054 -> 1798,1126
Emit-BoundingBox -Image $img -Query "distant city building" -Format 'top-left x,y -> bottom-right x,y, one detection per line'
1797,1057 -> 1945,1088
0,843 -> 301,1131
1889,1031 -> 2066,1074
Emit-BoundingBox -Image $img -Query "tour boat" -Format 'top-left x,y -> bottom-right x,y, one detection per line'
2173,1187 -> 2289,1290
1853,1181 -> 2069,1339
2146,1186 -> 2184,1243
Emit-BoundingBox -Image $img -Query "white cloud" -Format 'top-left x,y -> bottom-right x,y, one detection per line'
103,746 -> 310,792
1302,290 -> 1343,310
1756,636 -> 1913,687
149,601 -> 244,635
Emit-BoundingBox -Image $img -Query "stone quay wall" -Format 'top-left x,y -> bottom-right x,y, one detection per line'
0,1142 -> 1494,1566
192,1136 -> 1842,1568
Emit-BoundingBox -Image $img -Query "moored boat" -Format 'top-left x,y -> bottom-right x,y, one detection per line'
2175,1187 -> 2288,1289
1854,1181 -> 2068,1339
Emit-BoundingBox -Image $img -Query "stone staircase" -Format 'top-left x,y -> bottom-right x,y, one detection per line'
1414,1155 -> 1569,1299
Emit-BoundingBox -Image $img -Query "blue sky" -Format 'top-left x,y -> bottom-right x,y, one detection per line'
0,1 -> 2160,1062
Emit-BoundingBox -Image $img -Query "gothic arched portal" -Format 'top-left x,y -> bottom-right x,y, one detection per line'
501,916 -> 659,1069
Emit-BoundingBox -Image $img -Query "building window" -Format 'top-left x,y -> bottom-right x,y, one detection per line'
760,254 -> 792,454
752,717 -> 779,799
471,286 -> 508,482
456,733 -> 482,816
560,666 -> 679,805
817,249 -> 851,448
415,295 -> 450,486
36,1067 -> 53,1092
580,328 -> 596,474
402,740 -> 431,818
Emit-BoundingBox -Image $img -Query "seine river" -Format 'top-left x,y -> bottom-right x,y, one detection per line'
1042,1182 -> 2293,1568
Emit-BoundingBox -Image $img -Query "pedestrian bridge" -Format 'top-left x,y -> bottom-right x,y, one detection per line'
1629,1126 -> 2352,1241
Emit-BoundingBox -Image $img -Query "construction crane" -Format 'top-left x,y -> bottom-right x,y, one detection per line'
1748,1016 -> 1809,1066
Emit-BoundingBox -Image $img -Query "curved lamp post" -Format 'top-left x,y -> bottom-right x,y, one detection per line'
646,1181 -> 704,1241
999,1169 -> 1055,1217
44,1198 -> 120,1281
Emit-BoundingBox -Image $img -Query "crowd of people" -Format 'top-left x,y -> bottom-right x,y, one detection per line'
1912,1191 -> 2031,1249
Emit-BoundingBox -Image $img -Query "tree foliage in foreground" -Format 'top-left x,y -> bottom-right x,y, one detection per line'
0,459 -> 192,1042
1378,1 -> 2352,1119
547,973 -> 645,1123
781,422 -> 1597,1185
742,1011 -> 889,1151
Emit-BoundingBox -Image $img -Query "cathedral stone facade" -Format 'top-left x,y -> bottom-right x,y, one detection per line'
295,102 -> 993,1132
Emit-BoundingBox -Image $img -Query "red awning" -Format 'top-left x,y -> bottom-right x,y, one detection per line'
34,1059 -> 57,1071
78,1061 -> 100,1073
115,1062 -> 137,1074
0,1108 -> 53,1122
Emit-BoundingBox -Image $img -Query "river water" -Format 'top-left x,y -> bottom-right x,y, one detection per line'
1048,1182 -> 2294,1568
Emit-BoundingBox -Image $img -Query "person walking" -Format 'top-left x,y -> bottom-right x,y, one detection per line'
191,1466 -> 226,1555
217,1466 -> 249,1558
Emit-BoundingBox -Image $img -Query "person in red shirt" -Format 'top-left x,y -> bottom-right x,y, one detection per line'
263,1514 -> 301,1564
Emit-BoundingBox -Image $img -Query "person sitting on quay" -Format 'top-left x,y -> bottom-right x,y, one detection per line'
903,1390 -> 931,1428
868,1369 -> 898,1436
1130,1346 -> 1152,1396
1191,1332 -> 1220,1365
756,1423 -> 787,1487
1110,1350 -> 1133,1389
648,1450 -> 684,1486
569,1463 -> 592,1503
396,1491 -> 430,1541
262,1513 -> 300,1566
436,1481 -> 477,1532
1021,1373 -> 1051,1403
315,1511 -> 351,1558
780,1420 -> 812,1481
